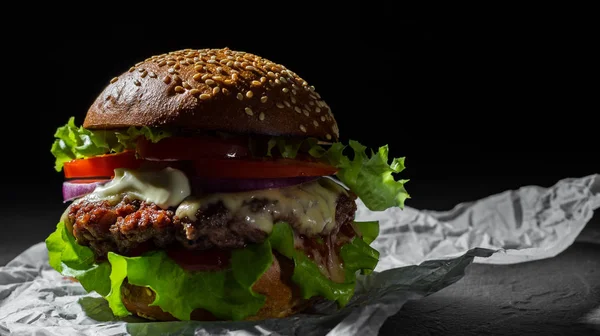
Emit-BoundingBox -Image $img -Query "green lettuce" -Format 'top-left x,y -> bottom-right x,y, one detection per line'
269,222 -> 379,307
50,117 -> 171,172
106,241 -> 272,321
268,137 -> 410,211
45,222 -> 111,296
45,220 -> 380,320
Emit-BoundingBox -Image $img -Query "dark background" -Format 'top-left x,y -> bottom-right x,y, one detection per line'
5,18 -> 597,249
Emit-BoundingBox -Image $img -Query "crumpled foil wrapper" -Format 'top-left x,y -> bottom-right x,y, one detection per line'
1,174 -> 598,336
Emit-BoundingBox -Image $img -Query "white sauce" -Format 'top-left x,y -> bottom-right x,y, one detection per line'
92,167 -> 191,208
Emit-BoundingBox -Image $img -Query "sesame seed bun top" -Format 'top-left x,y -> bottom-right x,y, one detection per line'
83,48 -> 339,142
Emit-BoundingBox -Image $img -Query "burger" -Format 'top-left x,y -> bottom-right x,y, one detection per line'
46,48 -> 410,321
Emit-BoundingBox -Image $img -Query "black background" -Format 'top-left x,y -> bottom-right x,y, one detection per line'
6,17 -> 598,229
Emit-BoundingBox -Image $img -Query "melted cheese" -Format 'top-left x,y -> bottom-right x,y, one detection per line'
92,167 -> 191,208
175,178 -> 346,235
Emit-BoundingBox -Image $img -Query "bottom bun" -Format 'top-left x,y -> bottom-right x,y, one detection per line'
120,252 -> 316,321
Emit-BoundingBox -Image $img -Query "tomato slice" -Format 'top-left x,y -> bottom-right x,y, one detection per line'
137,136 -> 251,161
192,158 -> 338,178
64,151 -> 142,179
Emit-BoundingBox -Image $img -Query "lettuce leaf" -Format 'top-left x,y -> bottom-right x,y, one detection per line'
45,220 -> 380,320
268,222 -> 379,307
353,221 -> 380,245
50,117 -> 170,172
268,137 -> 410,211
106,242 -> 272,321
45,222 -> 111,296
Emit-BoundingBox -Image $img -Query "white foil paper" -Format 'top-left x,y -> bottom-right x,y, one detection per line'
1,174 -> 598,336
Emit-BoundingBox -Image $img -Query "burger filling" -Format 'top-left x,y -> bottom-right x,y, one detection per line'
47,118 -> 410,321
66,174 -> 359,283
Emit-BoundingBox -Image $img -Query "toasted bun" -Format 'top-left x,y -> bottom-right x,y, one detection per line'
83,48 -> 339,142
120,252 -> 316,321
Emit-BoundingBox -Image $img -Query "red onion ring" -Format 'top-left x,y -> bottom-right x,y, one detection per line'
191,176 -> 319,193
63,181 -> 107,202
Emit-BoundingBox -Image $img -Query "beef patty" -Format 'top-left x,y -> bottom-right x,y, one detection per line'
68,191 -> 357,260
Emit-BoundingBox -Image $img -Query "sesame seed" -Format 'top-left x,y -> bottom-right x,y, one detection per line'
276,102 -> 284,108
309,101 -> 315,106
174,86 -> 184,93
194,65 -> 203,72
149,72 -> 157,78
168,68 -> 176,74
202,74 -> 210,80
211,55 -> 217,60
232,73 -> 239,80
213,87 -> 220,95
245,107 -> 253,116
245,65 -> 256,71
326,134 -> 332,140
294,106 -> 301,113
189,89 -> 201,96
260,76 -> 267,83
300,125 -> 307,132
205,79 -> 215,85
310,86 -> 315,91
292,84 -> 298,89
167,61 -> 176,66
174,63 -> 181,70
134,79 -> 141,86
224,79 -> 233,85
129,67 -> 135,72
234,61 -> 242,67
163,76 -> 172,84
182,82 -> 191,89
267,71 -> 276,78
291,89 -> 297,95
138,68 -> 145,72
320,116 -> 326,121
222,88 -> 230,95
275,79 -> 281,85
207,59 -> 217,64
251,80 -> 261,87
282,88 -> 289,93
315,107 -> 321,113
259,112 -> 265,120
212,75 -> 223,81
279,77 -> 287,83
193,73 -> 202,81
246,90 -> 254,98
284,101 -> 291,107
237,93 -> 243,100
291,96 -> 297,104
172,75 -> 181,82
313,120 -> 319,127
199,93 -> 211,100
110,77 -> 118,84
260,96 -> 268,103
269,80 -> 275,87
216,67 -> 223,73
303,110 -> 310,116
227,61 -> 234,67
